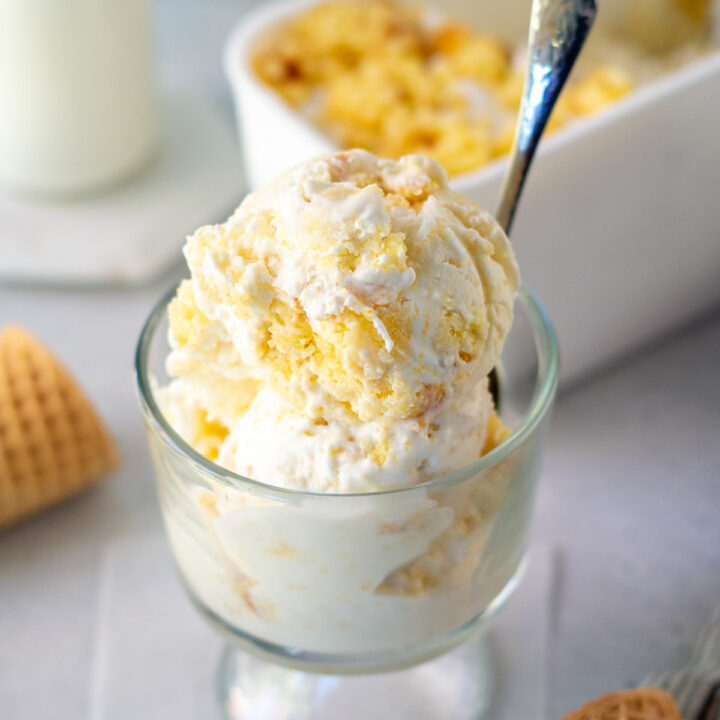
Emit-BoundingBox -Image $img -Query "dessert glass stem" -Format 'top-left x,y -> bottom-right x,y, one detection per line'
218,633 -> 494,720
496,0 -> 597,234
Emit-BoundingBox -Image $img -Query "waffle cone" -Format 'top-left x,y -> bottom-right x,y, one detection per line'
561,688 -> 681,720
0,326 -> 118,529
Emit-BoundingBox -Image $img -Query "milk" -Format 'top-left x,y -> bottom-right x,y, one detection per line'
0,0 -> 158,196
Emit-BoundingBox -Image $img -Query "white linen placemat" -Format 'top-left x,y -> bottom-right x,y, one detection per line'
90,533 -> 556,720
0,91 -> 243,286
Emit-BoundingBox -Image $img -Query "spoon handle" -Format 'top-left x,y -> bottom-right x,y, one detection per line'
496,0 -> 597,234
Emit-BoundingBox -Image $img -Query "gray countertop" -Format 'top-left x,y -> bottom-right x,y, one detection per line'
1,1 -> 720,717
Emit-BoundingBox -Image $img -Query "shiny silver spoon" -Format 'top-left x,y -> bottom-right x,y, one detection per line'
491,0 -> 596,407
496,0 -> 597,234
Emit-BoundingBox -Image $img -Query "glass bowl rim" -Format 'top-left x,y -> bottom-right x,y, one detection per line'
135,284 -> 559,499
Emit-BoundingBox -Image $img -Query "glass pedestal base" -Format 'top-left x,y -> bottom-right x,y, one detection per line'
217,633 -> 494,720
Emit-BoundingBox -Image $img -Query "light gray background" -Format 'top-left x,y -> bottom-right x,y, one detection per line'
1,1 -> 719,718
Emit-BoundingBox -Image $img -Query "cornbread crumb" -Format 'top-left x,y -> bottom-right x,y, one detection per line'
482,409 -> 512,455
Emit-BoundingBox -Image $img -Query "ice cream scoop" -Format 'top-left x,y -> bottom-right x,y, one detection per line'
162,150 -> 519,491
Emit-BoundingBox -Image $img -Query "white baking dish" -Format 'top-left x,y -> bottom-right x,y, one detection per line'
224,0 -> 720,384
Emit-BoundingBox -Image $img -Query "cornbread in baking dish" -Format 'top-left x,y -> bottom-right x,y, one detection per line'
251,0 -> 712,177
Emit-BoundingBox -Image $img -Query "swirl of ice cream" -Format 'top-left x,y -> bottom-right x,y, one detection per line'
162,149 -> 519,491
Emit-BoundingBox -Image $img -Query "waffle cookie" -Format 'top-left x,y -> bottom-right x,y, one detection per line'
561,688 -> 682,720
0,326 -> 118,529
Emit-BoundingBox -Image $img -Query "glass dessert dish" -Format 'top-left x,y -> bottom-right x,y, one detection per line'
135,283 -> 558,720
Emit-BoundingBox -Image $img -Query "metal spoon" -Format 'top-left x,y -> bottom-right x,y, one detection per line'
496,0 -> 597,235
491,0 -> 596,408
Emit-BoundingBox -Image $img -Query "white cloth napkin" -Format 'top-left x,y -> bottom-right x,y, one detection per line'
89,533 -> 557,720
0,91 -> 243,285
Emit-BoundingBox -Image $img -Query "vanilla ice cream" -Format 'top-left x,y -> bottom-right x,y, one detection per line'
156,149 -> 523,658
163,149 -> 518,491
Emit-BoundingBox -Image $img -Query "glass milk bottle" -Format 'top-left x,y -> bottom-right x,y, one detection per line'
0,0 -> 158,197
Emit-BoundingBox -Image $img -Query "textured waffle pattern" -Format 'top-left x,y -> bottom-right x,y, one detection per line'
0,326 -> 118,529
561,688 -> 682,720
